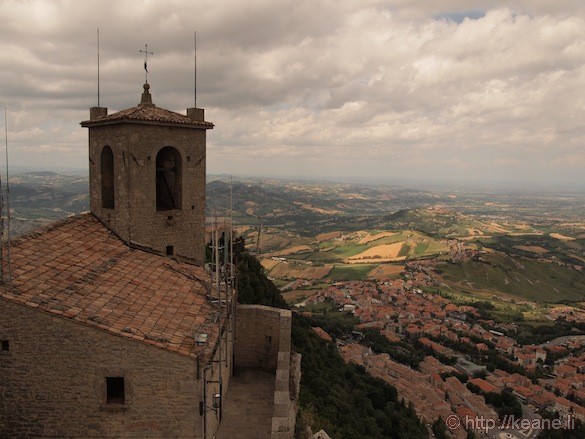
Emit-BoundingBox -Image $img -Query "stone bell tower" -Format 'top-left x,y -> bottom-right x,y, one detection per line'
81,83 -> 214,265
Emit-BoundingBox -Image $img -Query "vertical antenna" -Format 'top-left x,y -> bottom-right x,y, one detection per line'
223,190 -> 229,369
0,147 -> 3,284
214,207 -> 223,418
97,28 -> 100,107
214,210 -> 219,299
194,30 -> 197,108
229,176 -> 234,294
4,109 -> 11,281
208,215 -> 213,303
223,179 -> 234,367
229,176 -> 235,374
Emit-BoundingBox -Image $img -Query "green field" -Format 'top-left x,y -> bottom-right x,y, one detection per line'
328,244 -> 370,258
440,254 -> 585,302
366,231 -> 410,245
475,234 -> 585,266
252,216 -> 583,303
260,226 -> 450,283
398,243 -> 411,257
329,264 -> 378,281
414,242 -> 429,254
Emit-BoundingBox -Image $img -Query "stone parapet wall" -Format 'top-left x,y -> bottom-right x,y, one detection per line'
235,305 -> 291,372
234,304 -> 299,439
271,351 -> 301,439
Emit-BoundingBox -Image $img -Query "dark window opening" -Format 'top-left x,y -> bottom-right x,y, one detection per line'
156,146 -> 182,211
1,340 -> 9,351
264,335 -> 272,353
106,377 -> 125,404
101,146 -> 115,209
166,245 -> 174,256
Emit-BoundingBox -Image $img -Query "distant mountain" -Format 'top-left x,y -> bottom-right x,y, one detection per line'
25,171 -> 59,177
3,172 -> 90,236
381,207 -> 473,237
5,172 -> 585,241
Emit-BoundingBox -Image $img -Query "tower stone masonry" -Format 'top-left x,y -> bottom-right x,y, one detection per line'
81,83 -> 214,265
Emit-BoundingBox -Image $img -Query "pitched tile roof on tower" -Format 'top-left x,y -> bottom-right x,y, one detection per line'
82,104 -> 214,128
81,83 -> 214,129
0,213 -> 221,362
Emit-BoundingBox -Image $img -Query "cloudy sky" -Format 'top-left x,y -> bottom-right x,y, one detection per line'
1,0 -> 584,187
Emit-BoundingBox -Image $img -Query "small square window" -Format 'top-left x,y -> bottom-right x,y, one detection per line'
106,377 -> 125,404
1,340 -> 9,351
166,245 -> 174,256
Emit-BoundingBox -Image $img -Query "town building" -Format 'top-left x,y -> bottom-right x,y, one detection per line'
0,81 -> 298,438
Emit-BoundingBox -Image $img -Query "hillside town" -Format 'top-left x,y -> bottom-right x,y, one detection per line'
298,272 -> 585,437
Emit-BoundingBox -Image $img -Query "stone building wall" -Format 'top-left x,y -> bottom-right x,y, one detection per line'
0,299 -> 201,438
88,122 -> 207,265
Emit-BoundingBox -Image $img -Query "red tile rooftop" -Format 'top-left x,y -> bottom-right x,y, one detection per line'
469,378 -> 499,394
456,406 -> 477,420
0,213 -> 221,362
312,326 -> 333,342
81,103 -> 213,129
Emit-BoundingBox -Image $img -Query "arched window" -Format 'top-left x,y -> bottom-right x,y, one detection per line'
156,146 -> 182,211
101,145 -> 114,208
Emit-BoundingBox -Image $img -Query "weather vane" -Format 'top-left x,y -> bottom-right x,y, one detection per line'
140,44 -> 154,83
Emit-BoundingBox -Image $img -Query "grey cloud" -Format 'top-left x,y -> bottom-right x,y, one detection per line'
0,0 -> 583,185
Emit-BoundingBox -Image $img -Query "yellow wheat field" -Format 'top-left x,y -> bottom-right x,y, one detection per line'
550,233 -> 575,241
347,242 -> 405,262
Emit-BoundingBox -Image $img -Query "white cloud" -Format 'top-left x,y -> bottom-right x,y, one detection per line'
0,0 -> 583,185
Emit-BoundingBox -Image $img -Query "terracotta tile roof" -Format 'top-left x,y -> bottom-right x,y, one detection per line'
469,378 -> 499,394
312,326 -> 333,342
0,213 -> 221,361
81,83 -> 213,129
81,104 -> 213,129
456,406 -> 477,419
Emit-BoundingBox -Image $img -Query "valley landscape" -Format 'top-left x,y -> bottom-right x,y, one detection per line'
5,171 -> 585,438
206,176 -> 585,302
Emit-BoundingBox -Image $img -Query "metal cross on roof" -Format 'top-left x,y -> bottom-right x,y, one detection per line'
140,44 -> 154,83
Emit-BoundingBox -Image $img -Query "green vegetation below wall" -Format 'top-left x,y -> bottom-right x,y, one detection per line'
236,250 -> 289,308
292,317 -> 428,439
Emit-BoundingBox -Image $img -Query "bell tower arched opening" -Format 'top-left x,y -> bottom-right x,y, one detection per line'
156,146 -> 182,211
101,145 -> 114,209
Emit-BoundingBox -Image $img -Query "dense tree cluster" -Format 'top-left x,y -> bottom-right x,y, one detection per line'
230,237 -> 288,308
538,410 -> 584,439
426,333 -> 528,376
516,320 -> 585,345
293,317 -> 428,438
466,384 -> 522,419
432,416 -> 450,439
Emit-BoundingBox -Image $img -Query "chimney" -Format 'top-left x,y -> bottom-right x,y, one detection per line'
89,107 -> 108,120
187,108 -> 204,121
